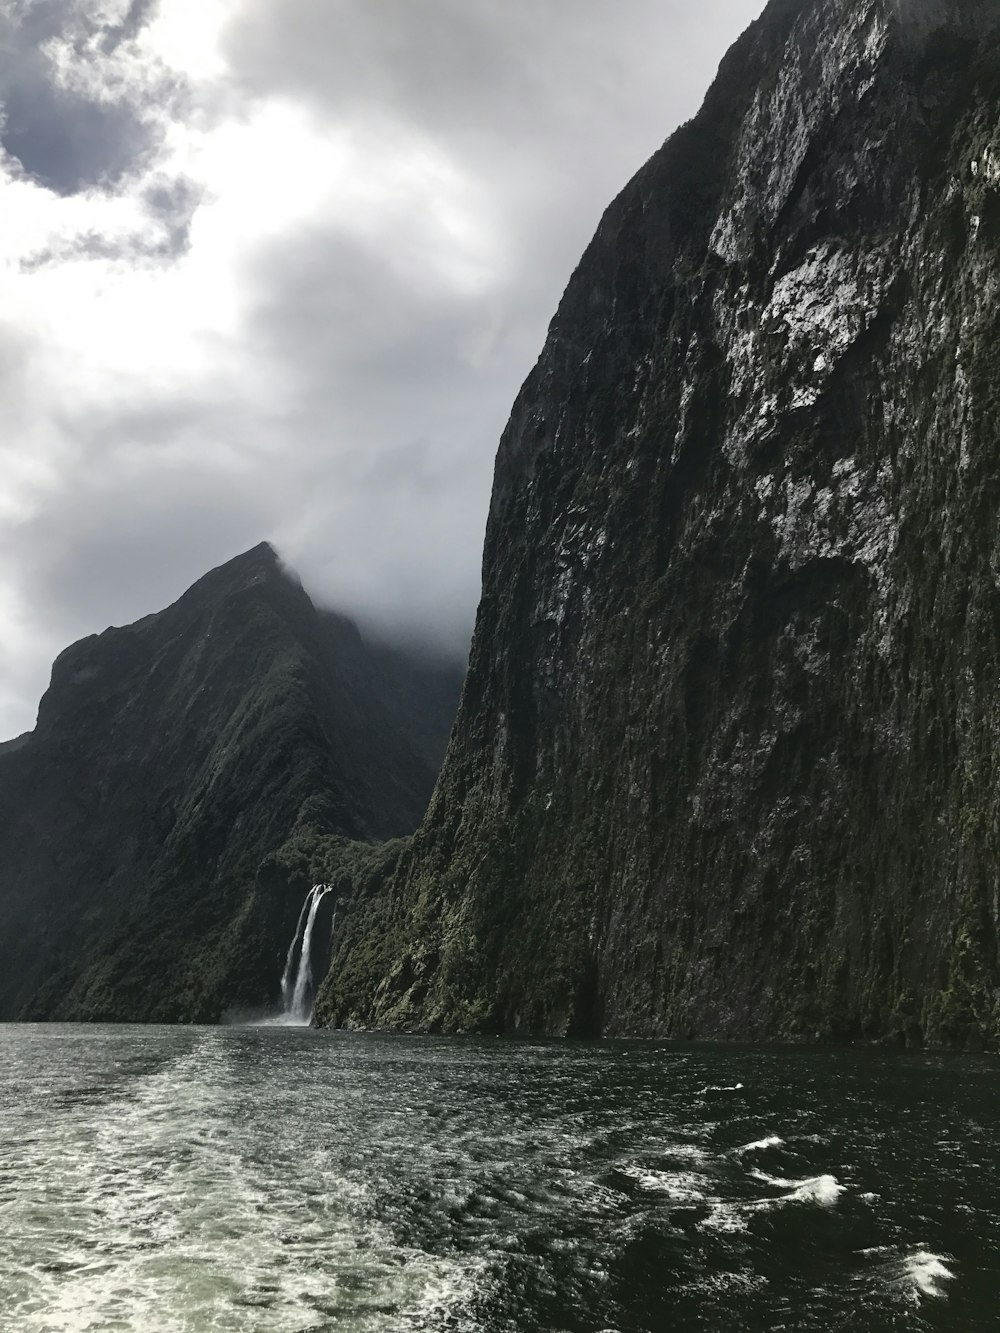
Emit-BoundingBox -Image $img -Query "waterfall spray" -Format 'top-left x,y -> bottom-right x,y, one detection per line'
280,884 -> 333,1024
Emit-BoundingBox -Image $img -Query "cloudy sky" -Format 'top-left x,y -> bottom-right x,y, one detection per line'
0,0 -> 766,738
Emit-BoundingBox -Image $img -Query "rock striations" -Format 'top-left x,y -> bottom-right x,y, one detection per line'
316,0 -> 1000,1047
0,544 -> 462,1021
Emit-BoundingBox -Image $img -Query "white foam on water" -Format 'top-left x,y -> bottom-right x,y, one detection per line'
662,1142 -> 710,1163
748,1167 -> 794,1187
699,1170 -> 845,1236
904,1249 -> 955,1301
701,1203 -> 749,1234
785,1174 -> 845,1206
619,1166 -> 711,1204
733,1135 -> 784,1155
402,1257 -> 486,1331
253,1011 -> 312,1028
750,1169 -> 845,1206
4,1036 -> 481,1333
860,1246 -> 957,1309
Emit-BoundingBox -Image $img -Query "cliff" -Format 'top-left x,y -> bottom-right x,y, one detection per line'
317,0 -> 1000,1047
0,544 -> 462,1021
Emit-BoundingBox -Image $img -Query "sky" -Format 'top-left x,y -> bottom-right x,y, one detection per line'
0,0 -> 766,739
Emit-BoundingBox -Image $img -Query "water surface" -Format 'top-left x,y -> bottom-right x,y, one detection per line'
1,1025 -> 997,1330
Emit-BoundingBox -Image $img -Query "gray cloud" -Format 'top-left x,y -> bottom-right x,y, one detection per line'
0,0 -> 767,738
20,173 -> 201,269
3,85 -> 150,194
225,1 -> 719,148
220,0 -> 768,646
6,465 -> 274,646
98,0 -> 158,55
0,0 -> 172,194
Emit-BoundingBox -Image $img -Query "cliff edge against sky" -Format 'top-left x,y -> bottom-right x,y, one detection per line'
317,0 -> 1000,1048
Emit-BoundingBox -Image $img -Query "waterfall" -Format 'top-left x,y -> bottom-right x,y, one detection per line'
279,894 -> 314,1011
280,884 -> 333,1024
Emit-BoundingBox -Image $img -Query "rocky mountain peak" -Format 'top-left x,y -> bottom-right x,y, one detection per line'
0,546 -> 464,1022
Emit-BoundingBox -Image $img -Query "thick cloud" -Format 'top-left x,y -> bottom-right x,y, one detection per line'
0,0 -> 174,194
0,0 -> 766,738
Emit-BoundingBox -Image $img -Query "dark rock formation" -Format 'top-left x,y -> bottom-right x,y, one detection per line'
0,544 -> 463,1021
317,0 -> 1000,1047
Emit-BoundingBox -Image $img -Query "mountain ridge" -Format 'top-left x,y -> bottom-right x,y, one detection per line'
0,543 -> 463,1022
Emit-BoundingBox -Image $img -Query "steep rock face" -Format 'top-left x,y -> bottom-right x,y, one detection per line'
319,0 -> 1000,1046
0,544 -> 462,1021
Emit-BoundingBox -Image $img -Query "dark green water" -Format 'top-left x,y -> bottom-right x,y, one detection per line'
1,1025 -> 998,1331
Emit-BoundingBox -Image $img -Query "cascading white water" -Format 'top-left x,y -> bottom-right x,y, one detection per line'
279,894 -> 313,1012
280,884 -> 333,1024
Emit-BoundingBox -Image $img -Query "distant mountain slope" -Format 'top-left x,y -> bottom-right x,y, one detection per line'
317,0 -> 1000,1048
0,543 -> 463,1021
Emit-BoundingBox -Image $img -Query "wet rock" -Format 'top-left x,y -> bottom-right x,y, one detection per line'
318,0 -> 1000,1047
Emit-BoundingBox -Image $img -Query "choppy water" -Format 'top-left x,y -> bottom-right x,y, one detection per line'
1,1026 -> 999,1331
